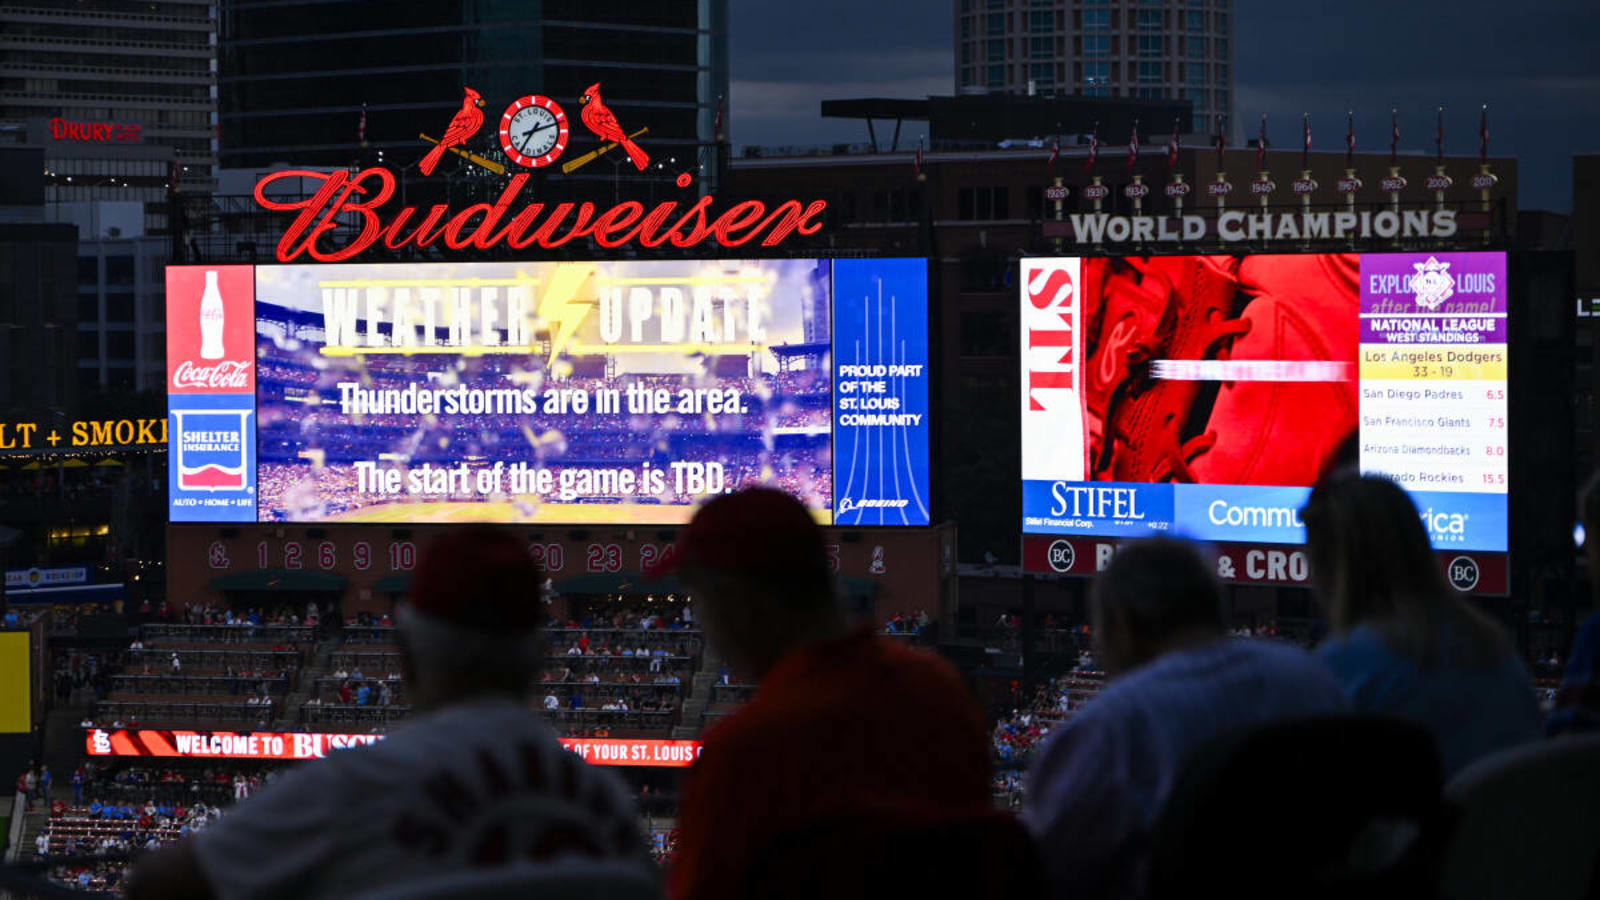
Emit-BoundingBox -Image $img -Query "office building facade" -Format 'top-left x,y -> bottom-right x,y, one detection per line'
955,0 -> 1232,131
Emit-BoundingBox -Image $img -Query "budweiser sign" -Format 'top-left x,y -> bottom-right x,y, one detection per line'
1336,177 -> 1363,193
1380,175 -> 1409,191
1206,181 -> 1234,197
1164,181 -> 1192,197
1122,183 -> 1150,199
255,168 -> 826,263
173,360 -> 251,391
1083,184 -> 1110,200
1425,174 -> 1453,190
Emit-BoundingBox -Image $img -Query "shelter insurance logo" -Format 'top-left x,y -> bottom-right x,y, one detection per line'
173,408 -> 251,491
167,266 -> 256,395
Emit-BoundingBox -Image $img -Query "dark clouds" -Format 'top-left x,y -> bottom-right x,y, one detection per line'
730,0 -> 1599,210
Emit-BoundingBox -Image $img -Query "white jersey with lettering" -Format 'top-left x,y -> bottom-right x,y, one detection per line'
192,698 -> 647,900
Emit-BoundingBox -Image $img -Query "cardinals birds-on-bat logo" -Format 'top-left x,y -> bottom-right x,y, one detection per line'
419,87 -> 486,176
579,82 -> 650,171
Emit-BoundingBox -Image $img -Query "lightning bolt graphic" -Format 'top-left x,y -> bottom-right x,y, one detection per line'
538,263 -> 596,366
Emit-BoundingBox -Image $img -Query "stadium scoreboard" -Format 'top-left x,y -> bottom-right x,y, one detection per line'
165,259 -> 932,527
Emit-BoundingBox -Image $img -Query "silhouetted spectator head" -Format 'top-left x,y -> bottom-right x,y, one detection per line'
1091,537 -> 1224,675
664,487 -> 840,681
395,528 -> 546,708
1303,469 -> 1505,666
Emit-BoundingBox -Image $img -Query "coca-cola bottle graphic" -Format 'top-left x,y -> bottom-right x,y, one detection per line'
199,270 -> 225,360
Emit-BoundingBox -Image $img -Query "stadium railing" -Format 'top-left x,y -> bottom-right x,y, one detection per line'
142,623 -> 316,646
111,674 -> 292,697
94,699 -> 280,727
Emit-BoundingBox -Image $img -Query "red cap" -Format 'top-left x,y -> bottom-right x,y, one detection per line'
407,528 -> 545,630
651,487 -> 828,583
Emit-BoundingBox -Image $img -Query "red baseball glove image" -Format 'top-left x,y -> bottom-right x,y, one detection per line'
1081,253 -> 1358,486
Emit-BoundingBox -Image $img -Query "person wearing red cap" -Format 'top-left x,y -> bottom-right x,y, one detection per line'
129,528 -> 652,900
662,488 -> 993,900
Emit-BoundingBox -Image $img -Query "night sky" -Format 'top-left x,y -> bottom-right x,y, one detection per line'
730,0 -> 1599,212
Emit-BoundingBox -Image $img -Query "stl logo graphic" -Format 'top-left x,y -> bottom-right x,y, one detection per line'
1409,256 -> 1456,310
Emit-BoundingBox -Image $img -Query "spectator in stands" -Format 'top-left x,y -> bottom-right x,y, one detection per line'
1023,537 -> 1348,900
39,765 -> 52,803
1303,471 -> 1539,775
662,488 -> 992,900
1549,470 -> 1600,736
128,528 -> 648,900
71,767 -> 84,805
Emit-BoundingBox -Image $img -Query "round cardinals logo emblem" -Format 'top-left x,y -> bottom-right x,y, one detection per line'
1408,257 -> 1455,311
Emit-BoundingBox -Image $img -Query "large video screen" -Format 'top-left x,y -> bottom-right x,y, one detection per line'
1021,252 -> 1507,552
167,259 -> 931,526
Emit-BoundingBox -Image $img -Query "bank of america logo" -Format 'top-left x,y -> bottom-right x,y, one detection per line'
174,409 -> 252,491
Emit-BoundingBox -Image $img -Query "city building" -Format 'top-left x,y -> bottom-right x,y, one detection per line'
954,0 -> 1233,131
75,236 -> 170,394
217,0 -> 728,192
0,0 -> 219,193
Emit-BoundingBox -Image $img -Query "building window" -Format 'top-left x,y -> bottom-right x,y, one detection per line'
1217,12 -> 1229,30
988,12 -> 1005,34
1187,36 -> 1206,58
1137,9 -> 1162,30
1186,62 -> 1206,84
957,187 -> 1010,221
1137,87 -> 1164,99
1137,35 -> 1164,57
987,65 -> 1006,88
1030,63 -> 1054,84
1028,10 -> 1052,31
1216,38 -> 1228,58
1186,10 -> 1205,31
961,17 -> 972,38
988,38 -> 1006,61
1138,61 -> 1162,83
1083,61 -> 1111,86
1216,63 -> 1229,81
1083,9 -> 1110,29
1028,36 -> 1052,57
1082,34 -> 1110,56
1085,86 -> 1110,97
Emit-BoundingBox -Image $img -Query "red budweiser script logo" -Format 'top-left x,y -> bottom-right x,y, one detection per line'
255,169 -> 826,263
173,360 -> 251,390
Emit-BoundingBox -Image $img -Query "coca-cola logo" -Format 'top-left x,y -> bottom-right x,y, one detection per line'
1165,181 -> 1192,197
1291,178 -> 1318,194
1425,174 -> 1453,190
1470,173 -> 1498,190
1083,185 -> 1109,200
1380,176 -> 1408,191
1206,181 -> 1234,197
1336,177 -> 1362,193
1122,183 -> 1150,199
1250,180 -> 1276,195
173,360 -> 251,390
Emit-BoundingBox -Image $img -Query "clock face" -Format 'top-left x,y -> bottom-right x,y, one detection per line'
498,95 -> 569,169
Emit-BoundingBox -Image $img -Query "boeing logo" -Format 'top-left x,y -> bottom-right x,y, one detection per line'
1208,500 -> 1303,530
1050,484 -> 1145,520
838,497 -> 910,515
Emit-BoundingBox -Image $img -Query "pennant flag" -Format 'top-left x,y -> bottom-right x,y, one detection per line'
914,137 -> 923,180
1345,110 -> 1355,167
1048,132 -> 1060,169
358,103 -> 367,147
1478,105 -> 1489,163
1084,122 -> 1099,173
1167,118 -> 1180,168
1215,114 -> 1226,167
1127,119 -> 1140,171
1390,108 -> 1400,162
1255,114 -> 1267,171
713,96 -> 725,143
1435,106 -> 1445,162
1302,113 -> 1311,169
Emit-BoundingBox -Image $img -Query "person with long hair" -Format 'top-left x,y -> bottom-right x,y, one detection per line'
1303,470 -> 1539,776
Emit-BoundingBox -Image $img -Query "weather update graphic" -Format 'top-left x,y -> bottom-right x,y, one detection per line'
166,259 -> 930,526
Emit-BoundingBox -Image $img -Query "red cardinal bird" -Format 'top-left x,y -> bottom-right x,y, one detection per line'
419,87 -> 485,176
579,83 -> 649,171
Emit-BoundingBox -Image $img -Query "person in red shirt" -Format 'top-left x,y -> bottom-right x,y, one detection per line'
657,488 -> 993,900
